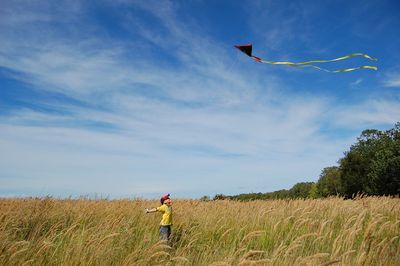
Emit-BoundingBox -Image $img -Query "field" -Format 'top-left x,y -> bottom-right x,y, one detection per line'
0,197 -> 399,265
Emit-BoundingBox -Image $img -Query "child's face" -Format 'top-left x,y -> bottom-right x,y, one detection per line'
164,199 -> 172,206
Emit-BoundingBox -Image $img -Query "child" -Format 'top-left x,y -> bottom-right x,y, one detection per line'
145,194 -> 173,242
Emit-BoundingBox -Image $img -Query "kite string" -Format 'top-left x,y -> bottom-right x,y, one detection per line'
226,48 -> 241,77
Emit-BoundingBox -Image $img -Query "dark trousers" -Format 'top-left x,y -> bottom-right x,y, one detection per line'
159,225 -> 171,241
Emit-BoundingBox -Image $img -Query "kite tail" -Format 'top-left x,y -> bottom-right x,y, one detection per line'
332,65 -> 378,72
278,63 -> 378,73
295,53 -> 377,65
255,54 -> 378,73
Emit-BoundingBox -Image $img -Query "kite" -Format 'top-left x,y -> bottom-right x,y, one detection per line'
234,44 -> 377,73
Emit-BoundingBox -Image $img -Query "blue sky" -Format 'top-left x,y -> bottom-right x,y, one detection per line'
1,0 -> 400,199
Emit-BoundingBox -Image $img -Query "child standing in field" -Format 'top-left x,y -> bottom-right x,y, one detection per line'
145,194 -> 173,242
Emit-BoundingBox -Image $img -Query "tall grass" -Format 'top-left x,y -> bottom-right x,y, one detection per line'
0,196 -> 399,265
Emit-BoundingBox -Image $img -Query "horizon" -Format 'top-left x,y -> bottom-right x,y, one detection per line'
1,0 -> 400,199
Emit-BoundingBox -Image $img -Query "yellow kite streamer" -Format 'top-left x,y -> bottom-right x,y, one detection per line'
235,44 -> 378,73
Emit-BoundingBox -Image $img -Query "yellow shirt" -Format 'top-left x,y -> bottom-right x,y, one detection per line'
156,204 -> 172,226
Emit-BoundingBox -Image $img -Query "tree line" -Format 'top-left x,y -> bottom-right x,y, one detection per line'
210,122 -> 400,201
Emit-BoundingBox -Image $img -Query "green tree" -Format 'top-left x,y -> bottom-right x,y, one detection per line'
308,183 -> 319,198
339,123 -> 400,197
367,123 -> 400,195
199,195 -> 211,201
289,182 -> 315,198
213,194 -> 228,200
316,166 -> 342,197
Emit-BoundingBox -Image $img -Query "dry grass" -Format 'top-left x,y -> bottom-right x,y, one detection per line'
0,196 -> 399,265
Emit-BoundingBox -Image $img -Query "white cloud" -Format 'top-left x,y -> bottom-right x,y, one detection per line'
383,72 -> 400,88
0,91 -> 347,198
350,78 -> 363,86
332,100 -> 400,128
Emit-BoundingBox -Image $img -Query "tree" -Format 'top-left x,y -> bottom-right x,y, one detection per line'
316,166 -> 342,197
367,123 -> 400,195
339,123 -> 400,197
308,183 -> 319,199
213,194 -> 228,200
289,182 -> 315,199
199,195 -> 211,201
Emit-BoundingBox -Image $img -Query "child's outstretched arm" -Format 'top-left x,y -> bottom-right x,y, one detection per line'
145,208 -> 157,213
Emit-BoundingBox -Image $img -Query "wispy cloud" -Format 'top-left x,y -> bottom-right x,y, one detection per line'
350,78 -> 363,86
332,100 -> 400,128
383,71 -> 400,88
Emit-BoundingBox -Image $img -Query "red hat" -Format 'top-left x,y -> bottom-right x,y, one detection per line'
160,194 -> 170,204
